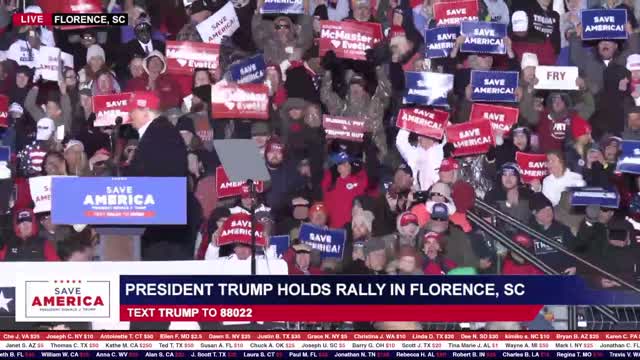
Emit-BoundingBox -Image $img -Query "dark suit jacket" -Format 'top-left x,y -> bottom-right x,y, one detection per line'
126,116 -> 187,178
126,116 -> 193,260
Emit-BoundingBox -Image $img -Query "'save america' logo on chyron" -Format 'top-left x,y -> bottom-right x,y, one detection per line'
17,277 -> 111,321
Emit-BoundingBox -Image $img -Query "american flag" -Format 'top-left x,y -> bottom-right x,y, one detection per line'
0,287 -> 15,317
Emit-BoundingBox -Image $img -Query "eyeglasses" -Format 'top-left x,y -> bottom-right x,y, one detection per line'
82,35 -> 95,40
431,217 -> 448,222
430,192 -> 444,198
275,24 -> 290,30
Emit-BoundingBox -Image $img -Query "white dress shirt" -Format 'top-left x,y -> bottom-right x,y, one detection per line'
137,119 -> 154,140
138,40 -> 153,55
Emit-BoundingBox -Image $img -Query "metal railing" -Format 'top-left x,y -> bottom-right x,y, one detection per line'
471,198 -> 640,328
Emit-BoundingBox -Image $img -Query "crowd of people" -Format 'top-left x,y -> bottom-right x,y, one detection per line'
1,0 -> 640,329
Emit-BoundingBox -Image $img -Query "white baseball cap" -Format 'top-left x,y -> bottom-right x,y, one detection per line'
521,52 -> 539,70
512,11 -> 528,33
627,54 -> 640,71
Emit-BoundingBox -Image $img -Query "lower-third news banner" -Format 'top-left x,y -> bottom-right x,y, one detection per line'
1,332 -> 640,358
118,275 -> 639,322
13,275 -> 640,323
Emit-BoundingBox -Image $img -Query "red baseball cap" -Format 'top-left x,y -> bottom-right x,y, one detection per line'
571,117 -> 592,140
439,158 -> 459,172
399,212 -> 418,226
128,91 -> 160,112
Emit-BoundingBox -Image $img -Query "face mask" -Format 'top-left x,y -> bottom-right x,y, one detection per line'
36,118 -> 55,141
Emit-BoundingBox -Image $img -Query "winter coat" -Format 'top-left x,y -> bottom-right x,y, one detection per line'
322,169 -> 368,228
251,14 -> 314,65
569,31 -> 640,137
321,67 -> 392,161
0,209 -> 58,261
530,220 -> 577,273
265,160 -> 306,218
513,0 -> 561,55
0,235 -> 58,261
24,87 -> 72,137
395,129 -> 443,191
425,223 -> 479,269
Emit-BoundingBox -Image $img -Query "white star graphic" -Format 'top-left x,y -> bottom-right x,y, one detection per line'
0,291 -> 13,312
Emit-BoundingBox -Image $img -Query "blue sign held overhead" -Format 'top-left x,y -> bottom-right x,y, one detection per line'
230,54 -> 266,84
298,224 -> 346,259
269,235 -> 290,258
581,9 -> 628,41
51,177 -> 187,225
470,70 -> 518,102
403,71 -> 454,107
425,26 -> 459,59
570,187 -> 620,209
0,146 -> 10,163
261,0 -> 304,14
460,21 -> 506,54
617,140 -> 640,174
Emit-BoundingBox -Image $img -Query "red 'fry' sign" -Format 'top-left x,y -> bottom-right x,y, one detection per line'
516,152 -> 549,184
323,115 -> 366,142
396,107 -> 449,140
445,120 -> 494,157
319,21 -> 382,60
470,103 -> 519,133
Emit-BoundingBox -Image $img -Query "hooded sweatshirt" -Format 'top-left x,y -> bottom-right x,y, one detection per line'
514,0 -> 561,53
537,93 -> 586,152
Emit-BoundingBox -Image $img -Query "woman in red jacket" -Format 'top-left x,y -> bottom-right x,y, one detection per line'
321,152 -> 368,229
125,51 -> 183,110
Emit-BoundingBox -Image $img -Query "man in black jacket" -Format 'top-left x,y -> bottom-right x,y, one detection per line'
127,91 -> 188,178
126,91 -> 191,260
529,193 -> 578,275
118,16 -> 166,80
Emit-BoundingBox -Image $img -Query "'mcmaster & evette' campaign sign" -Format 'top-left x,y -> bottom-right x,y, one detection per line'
51,177 -> 187,225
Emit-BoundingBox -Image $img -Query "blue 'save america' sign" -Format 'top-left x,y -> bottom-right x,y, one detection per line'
470,70 -> 518,102
51,177 -> 187,225
425,26 -> 459,59
617,140 -> 640,174
299,224 -> 346,259
460,21 -> 506,54
581,9 -> 628,40
403,71 -> 453,107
